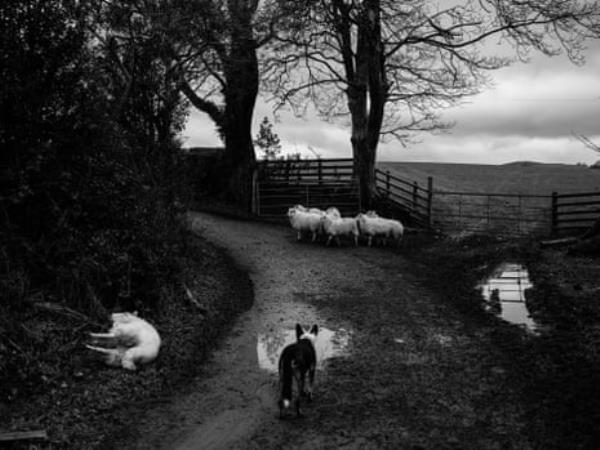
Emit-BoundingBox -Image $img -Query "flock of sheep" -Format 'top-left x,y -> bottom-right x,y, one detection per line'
287,204 -> 404,247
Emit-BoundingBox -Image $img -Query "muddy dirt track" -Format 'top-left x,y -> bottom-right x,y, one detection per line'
124,212 -> 529,450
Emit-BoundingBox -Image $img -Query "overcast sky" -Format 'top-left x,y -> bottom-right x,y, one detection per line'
181,42 -> 600,165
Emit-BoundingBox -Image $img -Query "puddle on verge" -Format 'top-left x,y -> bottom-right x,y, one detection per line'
257,327 -> 350,373
478,262 -> 539,333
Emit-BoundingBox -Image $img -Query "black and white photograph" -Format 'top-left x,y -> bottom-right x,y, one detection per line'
2,1 -> 600,448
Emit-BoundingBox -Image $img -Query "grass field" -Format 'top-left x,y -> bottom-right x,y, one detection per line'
378,161 -> 600,236
378,161 -> 600,195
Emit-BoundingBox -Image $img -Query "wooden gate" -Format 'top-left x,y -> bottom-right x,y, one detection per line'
253,158 -> 360,220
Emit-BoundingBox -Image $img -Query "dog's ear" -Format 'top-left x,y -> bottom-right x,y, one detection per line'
310,324 -> 318,336
295,323 -> 304,340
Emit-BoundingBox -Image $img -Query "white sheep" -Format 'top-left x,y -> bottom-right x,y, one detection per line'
308,207 -> 326,216
357,212 -> 404,247
322,209 -> 359,247
325,206 -> 341,218
287,205 -> 324,242
86,312 -> 161,371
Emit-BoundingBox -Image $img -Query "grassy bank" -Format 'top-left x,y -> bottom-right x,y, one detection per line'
404,235 -> 600,449
0,232 -> 253,449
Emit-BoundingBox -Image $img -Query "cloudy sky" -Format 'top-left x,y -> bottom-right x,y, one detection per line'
181,41 -> 600,165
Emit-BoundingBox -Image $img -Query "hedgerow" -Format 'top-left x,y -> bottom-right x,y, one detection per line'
0,1 -> 196,402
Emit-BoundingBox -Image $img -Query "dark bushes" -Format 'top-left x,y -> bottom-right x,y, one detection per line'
0,1 -> 193,403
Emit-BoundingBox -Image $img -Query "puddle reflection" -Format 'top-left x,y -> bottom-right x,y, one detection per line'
257,327 -> 350,373
479,262 -> 539,332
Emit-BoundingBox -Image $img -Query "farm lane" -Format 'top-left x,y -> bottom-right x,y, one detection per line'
125,212 -> 527,449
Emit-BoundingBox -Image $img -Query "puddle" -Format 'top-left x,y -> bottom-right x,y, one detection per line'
257,327 -> 350,373
478,262 -> 539,333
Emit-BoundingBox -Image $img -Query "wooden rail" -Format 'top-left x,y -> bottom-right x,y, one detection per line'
258,158 -> 354,184
255,159 -> 360,220
253,160 -> 600,237
374,168 -> 433,228
255,180 -> 360,220
552,191 -> 600,235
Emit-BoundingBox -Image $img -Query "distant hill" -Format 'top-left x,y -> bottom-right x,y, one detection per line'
502,161 -> 543,167
377,161 -> 600,195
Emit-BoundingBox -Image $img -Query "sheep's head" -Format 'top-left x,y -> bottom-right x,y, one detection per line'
325,207 -> 341,218
110,311 -> 138,324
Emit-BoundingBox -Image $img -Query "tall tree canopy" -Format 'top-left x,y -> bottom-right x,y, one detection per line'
95,0 -> 300,203
264,0 -> 600,208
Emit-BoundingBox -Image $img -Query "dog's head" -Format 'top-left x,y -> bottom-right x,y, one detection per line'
295,323 -> 318,343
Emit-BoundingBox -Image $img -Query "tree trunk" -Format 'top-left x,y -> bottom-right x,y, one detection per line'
221,1 -> 259,208
347,0 -> 386,211
353,136 -> 377,211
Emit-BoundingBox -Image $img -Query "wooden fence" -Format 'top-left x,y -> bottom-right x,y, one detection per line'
258,158 -> 354,184
552,191 -> 600,236
251,160 -> 600,237
374,168 -> 432,228
253,159 -> 359,220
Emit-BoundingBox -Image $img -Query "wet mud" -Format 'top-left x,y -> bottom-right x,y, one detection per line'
120,212 -> 531,449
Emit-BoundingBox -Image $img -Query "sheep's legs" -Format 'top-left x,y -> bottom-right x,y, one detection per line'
325,235 -> 333,246
311,232 -> 318,242
89,332 -> 117,339
297,231 -> 302,241
367,236 -> 373,247
353,235 -> 358,247
335,236 -> 341,247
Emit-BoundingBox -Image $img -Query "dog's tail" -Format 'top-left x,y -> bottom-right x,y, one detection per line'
278,352 -> 294,411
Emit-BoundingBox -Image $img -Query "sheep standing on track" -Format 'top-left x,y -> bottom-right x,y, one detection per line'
357,211 -> 404,247
287,205 -> 324,242
325,206 -> 341,218
322,208 -> 359,247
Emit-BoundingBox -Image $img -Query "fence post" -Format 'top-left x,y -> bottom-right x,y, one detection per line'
517,195 -> 522,234
412,181 -> 418,212
306,185 -> 309,207
551,191 -> 558,235
318,159 -> 323,185
458,195 -> 463,228
251,168 -> 258,215
427,176 -> 433,228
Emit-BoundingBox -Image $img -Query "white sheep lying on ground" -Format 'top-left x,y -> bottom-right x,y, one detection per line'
287,205 -> 324,242
356,211 -> 404,247
86,312 -> 161,371
322,208 -> 359,247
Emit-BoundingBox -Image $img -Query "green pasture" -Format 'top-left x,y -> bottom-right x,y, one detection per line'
379,161 -> 600,195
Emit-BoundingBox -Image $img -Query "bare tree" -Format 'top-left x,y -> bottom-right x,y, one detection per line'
574,132 -> 600,153
168,0 -> 305,202
93,0 -> 298,204
264,0 -> 600,209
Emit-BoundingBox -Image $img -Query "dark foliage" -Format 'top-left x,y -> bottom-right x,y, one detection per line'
0,1 -> 193,404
